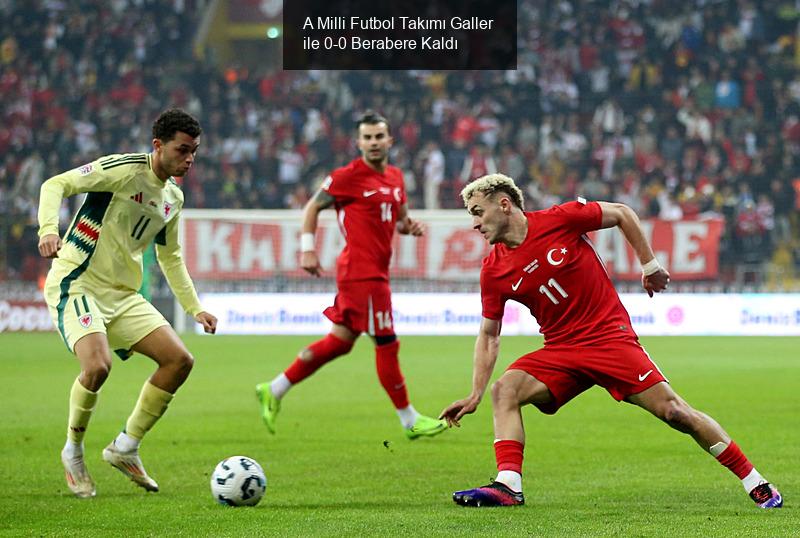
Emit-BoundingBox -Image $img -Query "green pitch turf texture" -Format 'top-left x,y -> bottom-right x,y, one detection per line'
0,334 -> 796,537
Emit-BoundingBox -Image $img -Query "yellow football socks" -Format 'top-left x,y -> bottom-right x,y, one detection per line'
67,377 -> 99,444
124,381 -> 174,440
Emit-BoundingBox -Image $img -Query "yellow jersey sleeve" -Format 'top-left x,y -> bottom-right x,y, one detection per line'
38,157 -> 135,237
155,208 -> 204,317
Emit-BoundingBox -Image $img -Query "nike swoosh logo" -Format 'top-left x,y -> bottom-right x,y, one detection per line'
511,277 -> 523,291
638,370 -> 653,382
363,190 -> 378,197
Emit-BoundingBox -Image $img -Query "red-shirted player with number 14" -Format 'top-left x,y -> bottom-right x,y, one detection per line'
441,173 -> 782,509
256,112 -> 447,440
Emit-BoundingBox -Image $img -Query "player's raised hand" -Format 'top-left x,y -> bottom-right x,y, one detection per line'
195,311 -> 217,334
38,233 -> 62,258
439,395 -> 480,428
301,250 -> 323,277
642,267 -> 670,297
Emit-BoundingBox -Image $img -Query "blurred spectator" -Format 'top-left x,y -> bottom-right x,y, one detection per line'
421,141 -> 445,210
2,0 -> 799,285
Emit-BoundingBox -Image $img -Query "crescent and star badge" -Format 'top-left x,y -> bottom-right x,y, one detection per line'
546,247 -> 568,266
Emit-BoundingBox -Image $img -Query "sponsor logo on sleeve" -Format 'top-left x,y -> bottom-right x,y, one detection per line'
78,163 -> 94,175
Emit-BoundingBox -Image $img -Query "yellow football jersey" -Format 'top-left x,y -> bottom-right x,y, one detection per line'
38,153 -> 203,316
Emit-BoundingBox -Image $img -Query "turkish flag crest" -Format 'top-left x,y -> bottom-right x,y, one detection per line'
164,202 -> 172,218
79,314 -> 93,328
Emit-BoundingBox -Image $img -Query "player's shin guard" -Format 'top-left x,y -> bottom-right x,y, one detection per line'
284,333 -> 353,384
375,340 -> 409,409
124,381 -> 174,441
67,377 -> 99,444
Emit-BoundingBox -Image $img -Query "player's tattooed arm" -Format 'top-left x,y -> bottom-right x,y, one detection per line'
310,188 -> 335,210
598,201 -> 669,296
300,189 -> 334,277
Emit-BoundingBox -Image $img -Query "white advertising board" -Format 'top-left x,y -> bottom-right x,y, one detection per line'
197,293 -> 800,336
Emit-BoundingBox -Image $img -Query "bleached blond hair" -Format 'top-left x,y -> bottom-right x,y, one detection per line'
460,173 -> 525,210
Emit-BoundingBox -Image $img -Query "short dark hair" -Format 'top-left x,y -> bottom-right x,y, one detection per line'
357,111 -> 390,133
152,108 -> 202,142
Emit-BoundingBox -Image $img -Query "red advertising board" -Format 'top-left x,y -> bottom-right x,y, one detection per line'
181,214 -> 723,281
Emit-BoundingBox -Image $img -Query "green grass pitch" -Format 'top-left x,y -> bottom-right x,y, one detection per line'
0,333 -> 797,537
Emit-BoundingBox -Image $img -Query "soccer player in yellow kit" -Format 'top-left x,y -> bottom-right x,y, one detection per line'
37,109 -> 217,498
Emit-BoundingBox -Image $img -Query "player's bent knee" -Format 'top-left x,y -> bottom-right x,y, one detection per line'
298,348 -> 314,362
82,356 -> 112,384
490,378 -> 519,406
76,343 -> 113,378
174,350 -> 194,374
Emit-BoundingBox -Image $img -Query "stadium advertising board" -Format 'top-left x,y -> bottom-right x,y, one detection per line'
182,211 -> 724,281
0,300 -> 53,333
197,293 -> 800,336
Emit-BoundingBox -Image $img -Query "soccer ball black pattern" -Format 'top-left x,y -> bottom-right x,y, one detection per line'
210,456 -> 267,507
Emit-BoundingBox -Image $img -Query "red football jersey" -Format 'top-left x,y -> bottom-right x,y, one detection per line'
322,158 -> 407,282
481,200 -> 636,346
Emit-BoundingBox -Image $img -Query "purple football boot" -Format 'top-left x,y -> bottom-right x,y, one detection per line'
749,483 -> 783,509
453,481 -> 524,507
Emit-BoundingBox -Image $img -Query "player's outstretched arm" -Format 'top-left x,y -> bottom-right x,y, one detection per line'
155,215 -> 210,323
597,201 -> 670,297
396,203 -> 425,236
440,317 -> 501,427
299,188 -> 335,277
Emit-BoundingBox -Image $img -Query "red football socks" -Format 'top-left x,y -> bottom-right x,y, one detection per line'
375,340 -> 409,409
494,439 -> 524,474
284,333 -> 353,384
716,441 -> 754,479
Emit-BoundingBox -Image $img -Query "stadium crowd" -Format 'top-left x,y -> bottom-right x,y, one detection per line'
2,0 -> 800,285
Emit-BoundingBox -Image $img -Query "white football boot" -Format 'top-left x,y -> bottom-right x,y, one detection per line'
102,441 -> 159,492
61,449 -> 96,498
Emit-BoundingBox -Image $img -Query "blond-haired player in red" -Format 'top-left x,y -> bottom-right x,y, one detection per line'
441,173 -> 782,509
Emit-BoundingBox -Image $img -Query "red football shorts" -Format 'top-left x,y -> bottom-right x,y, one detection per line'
323,280 -> 395,336
507,338 -> 667,415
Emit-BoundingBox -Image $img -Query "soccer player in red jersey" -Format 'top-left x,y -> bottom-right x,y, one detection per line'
441,173 -> 782,509
256,112 -> 447,439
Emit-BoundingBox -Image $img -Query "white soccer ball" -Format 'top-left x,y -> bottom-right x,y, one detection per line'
210,456 -> 267,507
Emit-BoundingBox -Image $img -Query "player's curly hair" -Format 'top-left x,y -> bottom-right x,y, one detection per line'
357,110 -> 390,133
461,173 -> 525,210
152,108 -> 202,141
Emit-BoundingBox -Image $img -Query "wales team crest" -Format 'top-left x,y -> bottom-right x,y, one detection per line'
79,314 -> 93,328
164,202 -> 172,218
